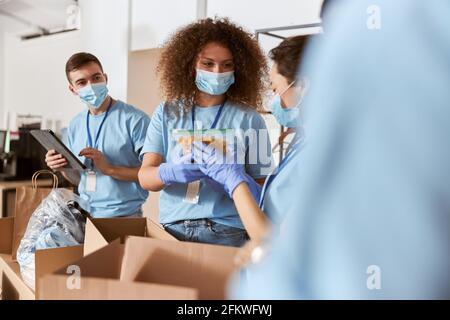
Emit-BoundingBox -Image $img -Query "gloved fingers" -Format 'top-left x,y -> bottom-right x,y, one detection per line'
197,165 -> 209,175
229,141 -> 248,164
191,147 -> 207,165
192,141 -> 215,164
225,142 -> 247,165
192,141 -> 213,155
195,141 -> 231,165
172,150 -> 193,165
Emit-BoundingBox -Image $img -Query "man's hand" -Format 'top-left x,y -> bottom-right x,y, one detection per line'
79,147 -> 112,175
45,149 -> 68,170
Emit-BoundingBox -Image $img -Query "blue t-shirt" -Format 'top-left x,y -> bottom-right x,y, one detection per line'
261,132 -> 305,224
66,100 -> 150,217
141,101 -> 273,229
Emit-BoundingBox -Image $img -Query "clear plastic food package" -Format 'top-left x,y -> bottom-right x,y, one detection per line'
171,129 -> 231,156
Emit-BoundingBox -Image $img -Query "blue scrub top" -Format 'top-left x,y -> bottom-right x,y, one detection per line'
141,101 -> 273,229
261,131 -> 305,224
230,0 -> 450,299
66,100 -> 150,217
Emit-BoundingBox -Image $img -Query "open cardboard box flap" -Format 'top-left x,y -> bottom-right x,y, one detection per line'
40,236 -> 239,300
39,239 -> 198,300
120,236 -> 239,299
1,215 -> 176,299
83,217 -> 177,256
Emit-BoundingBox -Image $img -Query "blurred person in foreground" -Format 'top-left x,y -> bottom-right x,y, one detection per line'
229,0 -> 450,299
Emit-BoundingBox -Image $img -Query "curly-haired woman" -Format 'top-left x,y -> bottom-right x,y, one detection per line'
138,18 -> 273,247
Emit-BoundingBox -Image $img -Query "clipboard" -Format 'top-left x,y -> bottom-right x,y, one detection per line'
30,129 -> 87,171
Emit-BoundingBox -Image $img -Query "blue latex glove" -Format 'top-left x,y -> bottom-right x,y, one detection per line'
204,177 -> 226,194
158,152 -> 205,186
192,142 -> 261,201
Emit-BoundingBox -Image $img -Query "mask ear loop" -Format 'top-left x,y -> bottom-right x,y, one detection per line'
279,80 -> 296,97
296,78 -> 309,107
280,78 -> 309,113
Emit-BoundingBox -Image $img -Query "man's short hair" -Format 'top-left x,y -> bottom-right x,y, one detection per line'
65,52 -> 104,83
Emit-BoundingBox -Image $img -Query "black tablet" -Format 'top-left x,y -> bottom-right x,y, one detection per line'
30,129 -> 87,171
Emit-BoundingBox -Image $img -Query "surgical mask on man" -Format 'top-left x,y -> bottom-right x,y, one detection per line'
77,82 -> 109,109
195,69 -> 235,95
270,80 -> 303,128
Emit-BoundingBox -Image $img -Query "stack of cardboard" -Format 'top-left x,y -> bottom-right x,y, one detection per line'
39,236 -> 239,300
0,183 -> 240,300
0,215 -> 180,299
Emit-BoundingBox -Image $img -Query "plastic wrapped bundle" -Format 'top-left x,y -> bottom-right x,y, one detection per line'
17,189 -> 89,291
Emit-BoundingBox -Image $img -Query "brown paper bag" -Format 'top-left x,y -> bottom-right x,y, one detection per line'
11,170 -> 58,260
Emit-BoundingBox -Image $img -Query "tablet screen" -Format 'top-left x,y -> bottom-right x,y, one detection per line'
30,129 -> 87,171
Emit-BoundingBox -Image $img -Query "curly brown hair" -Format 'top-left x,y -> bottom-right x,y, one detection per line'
157,17 -> 268,112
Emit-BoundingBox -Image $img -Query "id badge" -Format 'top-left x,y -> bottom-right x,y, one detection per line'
183,181 -> 200,204
86,170 -> 97,193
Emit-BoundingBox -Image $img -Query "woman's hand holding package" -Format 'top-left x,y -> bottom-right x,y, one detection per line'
192,142 -> 261,200
158,152 -> 205,186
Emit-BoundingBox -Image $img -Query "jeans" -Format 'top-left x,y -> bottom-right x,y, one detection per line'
118,212 -> 143,218
163,219 -> 249,248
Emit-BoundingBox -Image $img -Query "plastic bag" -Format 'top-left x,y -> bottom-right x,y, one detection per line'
16,189 -> 89,291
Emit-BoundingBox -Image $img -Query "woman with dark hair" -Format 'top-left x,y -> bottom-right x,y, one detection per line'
138,18 -> 273,247
268,35 -> 309,153
195,35 -> 312,246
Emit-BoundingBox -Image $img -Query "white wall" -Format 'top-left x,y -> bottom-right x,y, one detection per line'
208,0 -> 323,55
0,19 -> 4,128
0,14 -> 25,128
78,0 -> 130,102
207,0 -> 322,30
131,0 -> 198,51
130,0 -> 323,51
1,0 -> 131,131
3,30 -> 84,131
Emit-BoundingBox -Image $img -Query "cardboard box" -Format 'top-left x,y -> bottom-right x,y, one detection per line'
39,239 -> 198,300
40,236 -> 239,300
0,216 -> 83,300
0,217 -> 35,300
0,217 -> 13,254
83,217 -> 177,256
0,253 -> 35,300
0,216 -> 176,299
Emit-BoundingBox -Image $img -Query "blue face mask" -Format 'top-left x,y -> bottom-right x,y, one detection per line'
195,69 -> 235,95
270,81 -> 302,128
77,83 -> 109,109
